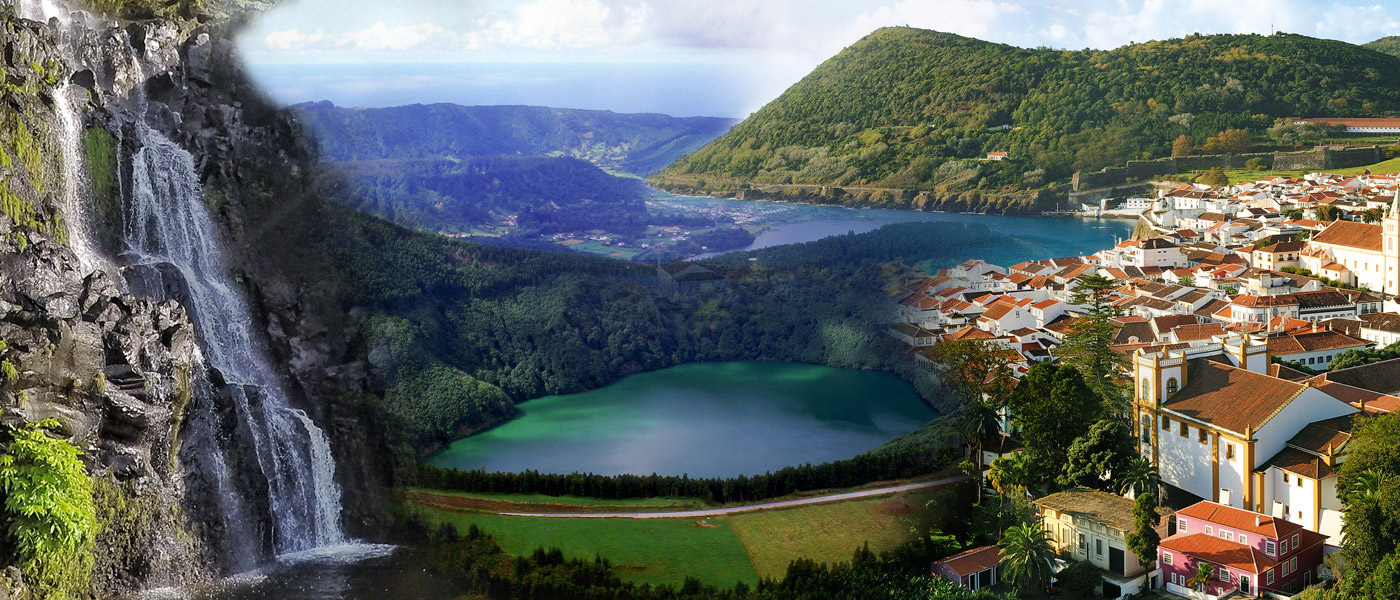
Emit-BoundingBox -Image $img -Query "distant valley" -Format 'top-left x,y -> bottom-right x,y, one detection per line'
296,102 -> 755,260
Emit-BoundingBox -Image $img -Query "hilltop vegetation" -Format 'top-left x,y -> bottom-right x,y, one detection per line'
323,156 -> 651,236
660,28 -> 1400,208
1364,36 -> 1400,58
294,102 -> 736,176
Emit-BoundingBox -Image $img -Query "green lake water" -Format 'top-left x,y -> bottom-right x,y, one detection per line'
426,361 -> 935,478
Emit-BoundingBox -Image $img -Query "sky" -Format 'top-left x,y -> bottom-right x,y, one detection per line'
236,0 -> 1400,117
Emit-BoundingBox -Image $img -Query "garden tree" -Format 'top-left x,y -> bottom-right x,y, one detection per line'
915,484 -> 978,556
1177,275 -> 1196,287
1329,340 -> 1400,371
1059,274 -> 1129,411
1171,135 -> 1193,157
1199,167 -> 1230,187
1336,412 -> 1400,594
1126,492 -> 1163,568
987,453 -> 1033,497
951,400 -> 1003,501
0,420 -> 98,600
1201,128 -> 1252,153
998,522 -> 1054,594
1245,157 -> 1269,171
1316,204 -> 1342,222
1282,208 -> 1305,220
1057,560 -> 1101,597
1008,363 -> 1106,490
1363,207 -> 1385,223
1058,419 -> 1137,491
1119,456 -> 1161,497
976,491 -> 1036,539
1187,561 -> 1216,592
928,338 -> 1017,403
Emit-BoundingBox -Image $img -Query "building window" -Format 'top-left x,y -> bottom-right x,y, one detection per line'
1265,540 -> 1276,556
1297,477 -> 1304,488
1205,525 -> 1213,535
1079,533 -> 1086,551
1267,569 -> 1275,585
1283,473 -> 1290,484
1180,422 -> 1189,437
1222,531 -> 1233,541
1240,535 -> 1247,545
1142,378 -> 1151,400
1220,568 -> 1231,582
1293,533 -> 1300,548
1226,444 -> 1236,461
1162,415 -> 1170,430
1199,428 -> 1208,443
1179,517 -> 1188,531
1290,557 -> 1298,573
1281,538 -> 1288,554
1096,539 -> 1103,557
1167,378 -> 1179,394
1163,551 -> 1172,565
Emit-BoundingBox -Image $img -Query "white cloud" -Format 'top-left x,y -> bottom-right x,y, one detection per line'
264,28 -> 325,51
337,22 -> 447,51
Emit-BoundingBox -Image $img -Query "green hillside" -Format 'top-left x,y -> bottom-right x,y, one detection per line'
327,156 -> 650,236
658,28 -> 1400,208
1364,36 -> 1400,58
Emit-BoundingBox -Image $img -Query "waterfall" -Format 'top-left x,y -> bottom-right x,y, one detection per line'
53,82 -> 103,273
125,126 -> 345,554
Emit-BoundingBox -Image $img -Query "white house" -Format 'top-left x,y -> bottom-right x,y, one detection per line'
1132,340 -> 1358,510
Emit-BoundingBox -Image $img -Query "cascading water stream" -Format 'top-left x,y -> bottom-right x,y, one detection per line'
53,82 -> 104,273
125,126 -> 345,553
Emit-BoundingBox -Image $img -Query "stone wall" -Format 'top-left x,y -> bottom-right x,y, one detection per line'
1072,146 -> 1382,190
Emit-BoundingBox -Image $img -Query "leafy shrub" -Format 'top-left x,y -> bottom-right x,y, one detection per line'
0,419 -> 98,599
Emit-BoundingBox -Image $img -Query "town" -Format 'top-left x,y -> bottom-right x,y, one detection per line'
895,173 -> 1400,599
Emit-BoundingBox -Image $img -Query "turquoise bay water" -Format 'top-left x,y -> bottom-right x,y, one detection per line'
652,190 -> 1135,265
427,361 -> 935,478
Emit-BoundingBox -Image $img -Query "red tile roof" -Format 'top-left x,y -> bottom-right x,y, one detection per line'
933,545 -> 1003,578
1162,360 -> 1311,434
1310,220 -> 1382,252
1176,502 -> 1306,540
1160,533 -> 1277,573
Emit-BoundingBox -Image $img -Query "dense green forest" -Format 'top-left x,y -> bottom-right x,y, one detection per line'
294,102 -> 736,176
316,208 -> 981,452
322,156 -> 651,235
1364,36 -> 1400,58
660,28 -> 1400,199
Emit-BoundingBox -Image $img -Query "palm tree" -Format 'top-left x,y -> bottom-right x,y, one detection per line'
998,522 -> 1054,594
1356,468 -> 1390,503
956,400 -> 1002,501
1186,561 -> 1216,592
988,453 -> 1031,497
1119,456 -> 1160,498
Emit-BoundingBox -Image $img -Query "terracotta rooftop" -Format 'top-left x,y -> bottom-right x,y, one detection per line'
1310,220 -> 1382,252
1162,359 -> 1310,435
1323,357 -> 1400,395
1159,533 -> 1277,573
932,545 -> 1003,578
1176,501 -> 1306,540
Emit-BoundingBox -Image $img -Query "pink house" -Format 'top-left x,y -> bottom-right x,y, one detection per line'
1158,501 -> 1327,596
931,545 -> 1002,590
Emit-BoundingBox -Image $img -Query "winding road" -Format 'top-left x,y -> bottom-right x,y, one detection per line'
499,474 -> 970,519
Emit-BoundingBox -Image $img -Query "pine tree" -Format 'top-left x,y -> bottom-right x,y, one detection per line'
1126,492 -> 1162,568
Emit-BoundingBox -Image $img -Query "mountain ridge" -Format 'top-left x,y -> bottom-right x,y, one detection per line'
657,27 -> 1400,212
293,101 -> 737,176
